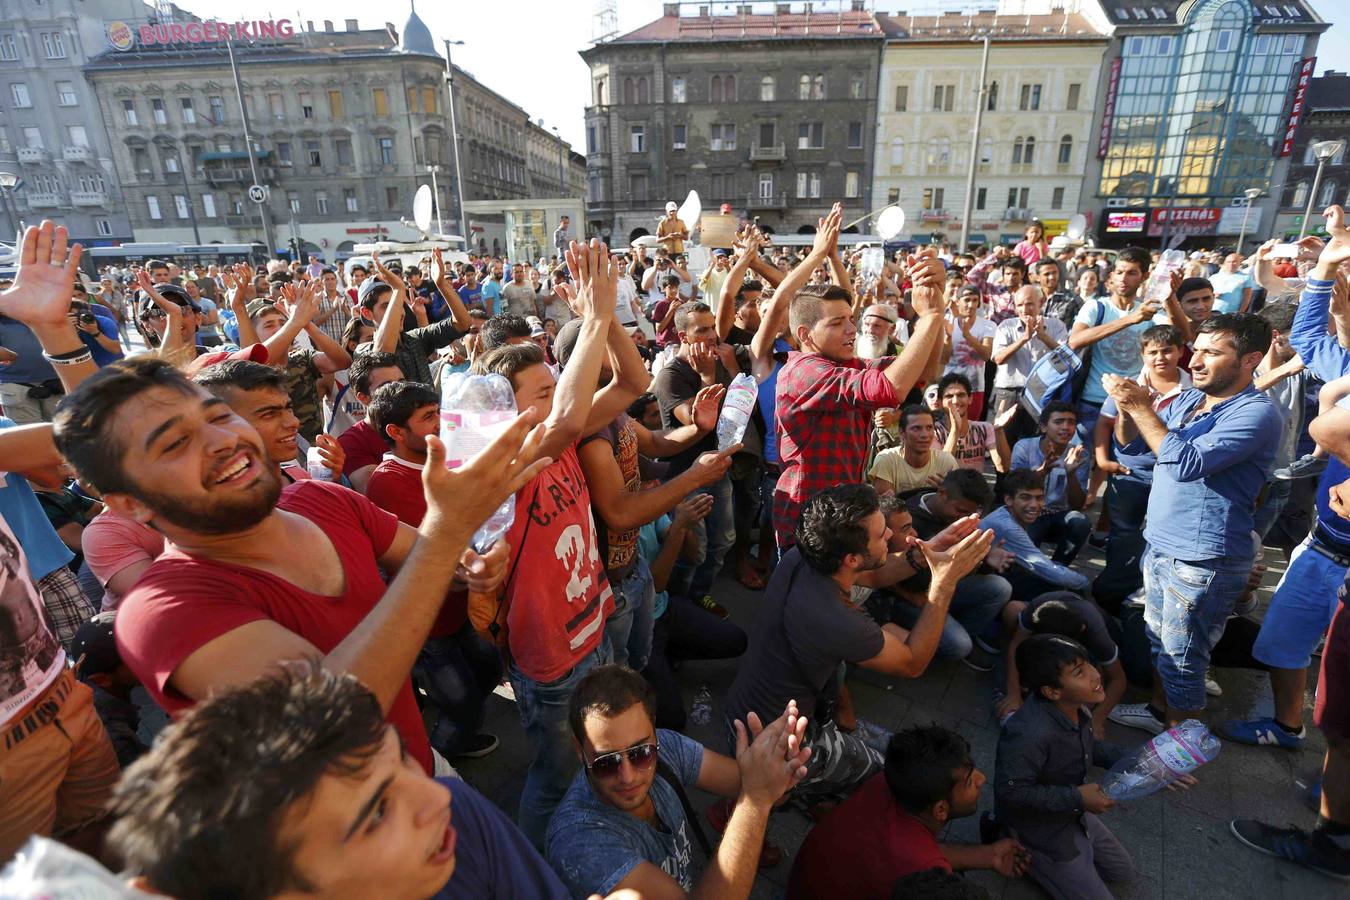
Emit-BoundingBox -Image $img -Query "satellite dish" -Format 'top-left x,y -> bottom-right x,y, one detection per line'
413,185 -> 433,234
876,206 -> 906,241
632,234 -> 659,249
677,190 -> 702,232
1067,214 -> 1087,241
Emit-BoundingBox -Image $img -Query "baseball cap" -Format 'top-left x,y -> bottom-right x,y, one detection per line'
665,201 -> 678,212
959,285 -> 982,298
70,612 -> 120,680
712,249 -> 728,257
357,277 -> 392,307
185,342 -> 270,375
138,284 -> 199,317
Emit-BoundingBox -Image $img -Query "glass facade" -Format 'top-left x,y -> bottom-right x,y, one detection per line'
1098,0 -> 1304,204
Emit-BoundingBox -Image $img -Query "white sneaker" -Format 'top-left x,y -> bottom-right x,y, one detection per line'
1108,703 -> 1166,735
1206,670 -> 1223,698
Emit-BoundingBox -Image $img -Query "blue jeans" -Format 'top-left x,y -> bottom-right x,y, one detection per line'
414,622 -> 503,758
1076,399 -> 1103,451
760,470 -> 781,570
1026,508 -> 1090,565
1142,546 -> 1252,712
1252,535 -> 1349,670
673,473 -> 735,601
603,556 -> 656,670
882,574 -> 1012,660
508,635 -> 612,849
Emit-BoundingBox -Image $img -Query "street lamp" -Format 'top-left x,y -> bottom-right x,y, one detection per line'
1235,187 -> 1263,253
442,39 -> 470,249
0,171 -> 19,239
1300,139 -> 1346,240
958,35 -> 991,253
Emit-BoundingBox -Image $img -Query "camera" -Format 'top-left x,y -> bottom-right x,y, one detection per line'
78,311 -> 97,327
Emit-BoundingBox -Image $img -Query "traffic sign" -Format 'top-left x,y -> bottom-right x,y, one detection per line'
247,184 -> 268,204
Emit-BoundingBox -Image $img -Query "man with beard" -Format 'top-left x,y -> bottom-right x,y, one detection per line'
49,356 -> 547,775
856,303 -> 907,360
1103,313 -> 1282,734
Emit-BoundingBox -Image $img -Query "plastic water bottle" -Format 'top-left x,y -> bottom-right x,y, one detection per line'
1101,719 -> 1221,801
1141,248 -> 1186,307
305,446 -> 332,482
439,371 -> 519,553
716,372 -> 759,452
690,686 -> 712,725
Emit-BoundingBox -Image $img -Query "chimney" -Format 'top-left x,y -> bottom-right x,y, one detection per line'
663,2 -> 678,16
305,20 -> 314,32
345,18 -> 358,32
851,0 -> 865,10
323,20 -> 334,32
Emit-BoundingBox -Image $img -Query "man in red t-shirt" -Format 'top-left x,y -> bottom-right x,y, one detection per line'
365,380 -> 503,759
471,238 -> 651,848
336,350 -> 404,493
51,356 -> 548,776
788,725 -> 1028,900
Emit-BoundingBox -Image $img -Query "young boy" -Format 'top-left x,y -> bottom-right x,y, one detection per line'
982,469 -> 1090,602
995,634 -> 1137,899
1009,402 -> 1089,564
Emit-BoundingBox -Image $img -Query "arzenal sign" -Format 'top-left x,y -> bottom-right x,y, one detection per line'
107,19 -> 295,51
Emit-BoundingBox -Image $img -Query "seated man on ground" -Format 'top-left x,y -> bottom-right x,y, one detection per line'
1009,402 -> 1090,565
870,405 -> 959,495
981,469 -> 1091,602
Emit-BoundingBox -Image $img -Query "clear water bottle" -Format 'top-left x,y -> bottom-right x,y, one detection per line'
305,446 -> 332,482
1101,719 -> 1221,801
1141,248 -> 1187,307
716,372 -> 759,452
440,371 -> 519,553
690,686 -> 712,725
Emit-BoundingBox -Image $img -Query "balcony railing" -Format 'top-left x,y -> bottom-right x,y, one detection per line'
750,143 -> 786,161
16,147 -> 46,164
70,190 -> 106,207
25,191 -> 62,208
746,190 -> 788,210
63,145 -> 93,162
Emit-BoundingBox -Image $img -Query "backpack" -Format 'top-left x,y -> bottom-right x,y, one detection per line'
1019,300 -> 1106,419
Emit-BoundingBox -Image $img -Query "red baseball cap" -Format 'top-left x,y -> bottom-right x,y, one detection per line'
185,342 -> 270,375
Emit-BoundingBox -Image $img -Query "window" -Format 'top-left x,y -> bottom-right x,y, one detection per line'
174,195 -> 190,218
932,84 -> 954,111
847,122 -> 863,149
1058,135 -> 1073,165
1007,188 -> 1018,209
1067,83 -> 1081,111
1320,180 -> 1339,207
345,188 -> 359,212
372,88 -> 388,117
987,81 -> 999,111
121,99 -> 137,124
285,190 -> 300,213
887,188 -> 900,204
336,139 -> 353,167
0,34 -> 17,60
96,219 -> 113,236
67,125 -> 87,147
147,196 -> 162,220
378,137 -> 394,165
40,32 -> 65,59
208,95 -> 225,123
637,77 -> 649,104
152,98 -> 167,125
306,140 -> 321,167
629,172 -> 648,202
11,83 -> 31,108
845,171 -> 859,198
894,84 -> 908,112
322,90 -> 343,119
1012,136 -> 1035,165
798,74 -> 812,100
980,138 -> 993,166
202,194 -> 216,218
1216,29 -> 1234,52
671,77 -> 686,103
299,92 -> 313,119
710,75 -> 722,103
629,124 -> 645,153
56,81 -> 76,106
1051,187 -> 1065,210
130,146 -> 150,172
710,173 -> 726,199
422,86 -> 436,114
21,126 -> 42,148
229,193 -> 243,214
1019,84 -> 1042,111
760,76 -> 775,102
672,124 -> 686,150
710,123 -> 736,151
164,152 -> 179,173
922,187 -> 945,210
849,75 -> 864,99
180,97 -> 195,123
812,74 -> 824,100
758,172 -> 775,200
976,187 -> 987,210
595,77 -> 607,105
315,191 -> 329,215
267,93 -> 283,119
623,77 -> 635,105
216,140 -> 232,153
406,86 -> 420,113
797,122 -> 823,149
889,137 -> 904,166
276,141 -> 293,166
926,137 -> 951,170
759,122 -> 776,148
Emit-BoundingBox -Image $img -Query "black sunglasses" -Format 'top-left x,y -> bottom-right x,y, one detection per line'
585,741 -> 659,778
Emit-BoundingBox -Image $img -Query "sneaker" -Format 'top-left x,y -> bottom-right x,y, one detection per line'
1108,703 -> 1166,735
1206,669 -> 1223,697
1274,454 -> 1330,482
1219,717 -> 1307,749
452,733 -> 500,759
1230,820 -> 1350,881
961,645 -> 997,672
695,594 -> 731,619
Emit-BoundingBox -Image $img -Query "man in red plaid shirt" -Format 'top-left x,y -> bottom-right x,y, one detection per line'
764,206 -> 949,552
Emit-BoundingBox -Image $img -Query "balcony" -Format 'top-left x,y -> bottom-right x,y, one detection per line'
1003,207 -> 1031,221
16,147 -> 47,164
750,142 -> 785,162
62,145 -> 93,162
24,192 -> 62,208
920,208 -> 949,221
746,190 -> 788,210
203,165 -> 275,186
69,190 -> 106,207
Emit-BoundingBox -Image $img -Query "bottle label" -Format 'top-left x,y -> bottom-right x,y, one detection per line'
440,410 -> 517,469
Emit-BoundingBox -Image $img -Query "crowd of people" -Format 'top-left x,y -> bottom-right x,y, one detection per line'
0,202 -> 1348,899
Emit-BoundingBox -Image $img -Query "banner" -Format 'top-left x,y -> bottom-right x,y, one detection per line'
1098,57 -> 1122,159
1278,56 -> 1316,157
1147,207 -> 1220,237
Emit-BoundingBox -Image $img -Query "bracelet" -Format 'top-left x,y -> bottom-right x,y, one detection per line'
905,547 -> 922,570
42,350 -> 92,367
43,345 -> 91,361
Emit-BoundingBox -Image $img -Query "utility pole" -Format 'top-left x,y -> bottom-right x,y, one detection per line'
958,36 -> 991,253
226,36 -> 276,257
443,39 -> 471,247
553,125 -> 565,196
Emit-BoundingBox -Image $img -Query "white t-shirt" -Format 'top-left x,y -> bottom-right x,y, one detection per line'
323,369 -> 366,437
615,277 -> 639,326
945,315 -> 996,387
993,317 -> 1069,389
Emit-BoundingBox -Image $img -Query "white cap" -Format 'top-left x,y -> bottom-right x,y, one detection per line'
665,201 -> 678,212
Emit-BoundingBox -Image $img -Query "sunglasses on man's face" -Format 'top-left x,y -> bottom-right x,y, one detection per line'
585,740 -> 659,778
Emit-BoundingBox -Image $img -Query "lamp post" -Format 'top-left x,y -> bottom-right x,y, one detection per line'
1235,187 -> 1262,253
442,39 -> 470,248
226,36 -> 277,257
552,125 -> 565,196
1300,139 -> 1346,240
958,35 -> 991,253
0,171 -> 19,238
427,164 -> 444,235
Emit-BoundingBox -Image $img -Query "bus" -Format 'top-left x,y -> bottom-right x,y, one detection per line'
84,242 -> 265,278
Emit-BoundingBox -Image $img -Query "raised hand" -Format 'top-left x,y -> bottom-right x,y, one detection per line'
733,701 -> 812,808
1319,206 -> 1350,271
907,248 -> 948,317
690,383 -> 726,433
994,402 -> 1021,430
811,203 -> 843,258
0,221 -> 83,327
1063,443 -> 1087,471
432,247 -> 451,286
371,251 -> 408,300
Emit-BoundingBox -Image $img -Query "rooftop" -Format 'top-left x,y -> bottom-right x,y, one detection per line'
877,10 -> 1109,41
603,2 -> 883,44
1096,0 -> 1322,27
1307,70 -> 1350,114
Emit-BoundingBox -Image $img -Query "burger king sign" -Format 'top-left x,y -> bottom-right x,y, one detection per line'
107,21 -> 135,52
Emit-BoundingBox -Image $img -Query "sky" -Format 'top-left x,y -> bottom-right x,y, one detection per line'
181,0 -> 1347,150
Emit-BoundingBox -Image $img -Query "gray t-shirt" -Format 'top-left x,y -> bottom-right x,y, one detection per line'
545,728 -> 705,897
1017,592 -> 1118,667
724,547 -> 886,726
501,282 -> 538,317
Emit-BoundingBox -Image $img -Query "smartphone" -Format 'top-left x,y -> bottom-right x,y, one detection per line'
1270,243 -> 1301,258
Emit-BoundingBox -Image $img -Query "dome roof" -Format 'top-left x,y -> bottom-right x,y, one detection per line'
400,2 -> 437,57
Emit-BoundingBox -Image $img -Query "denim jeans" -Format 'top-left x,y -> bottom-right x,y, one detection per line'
673,472 -> 735,601
1075,400 -> 1103,451
1142,546 -> 1253,712
878,574 -> 1012,660
603,556 -> 656,670
508,635 -> 612,849
414,622 -> 503,758
1027,508 -> 1090,565
1095,478 -> 1150,611
759,470 -> 782,570
644,595 -> 748,729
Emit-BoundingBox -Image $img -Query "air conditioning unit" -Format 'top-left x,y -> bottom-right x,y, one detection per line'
1106,198 -> 1129,208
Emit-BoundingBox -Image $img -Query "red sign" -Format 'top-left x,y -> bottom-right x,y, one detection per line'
1105,211 -> 1146,233
1098,57 -> 1122,160
344,226 -> 389,235
133,19 -> 294,48
1279,56 -> 1317,157
1147,207 -> 1221,237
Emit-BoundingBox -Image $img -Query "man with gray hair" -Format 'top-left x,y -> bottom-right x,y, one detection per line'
992,285 -> 1068,446
856,303 -> 908,361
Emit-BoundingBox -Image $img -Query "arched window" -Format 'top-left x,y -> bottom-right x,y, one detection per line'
1058,135 -> 1073,165
812,74 -> 825,99
1292,180 -> 1309,207
798,74 -> 811,100
622,78 -> 634,105
760,75 -> 775,102
1305,141 -> 1321,165
1023,136 -> 1036,164
1320,179 -> 1339,207
1012,137 -> 1025,165
637,77 -> 649,104
711,75 -> 722,103
725,75 -> 736,101
986,81 -> 998,111
595,77 -> 607,105
890,136 -> 904,166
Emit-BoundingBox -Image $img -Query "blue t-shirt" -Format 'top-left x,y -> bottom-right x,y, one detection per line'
78,306 -> 123,367
546,728 -> 705,897
430,776 -> 569,899
0,316 -> 59,384
480,279 -> 503,316
1315,456 -> 1350,551
1073,298 -> 1151,404
0,418 -> 75,581
457,284 -> 483,308
1210,270 -> 1253,314
1010,436 -> 1088,511
638,517 -> 671,620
